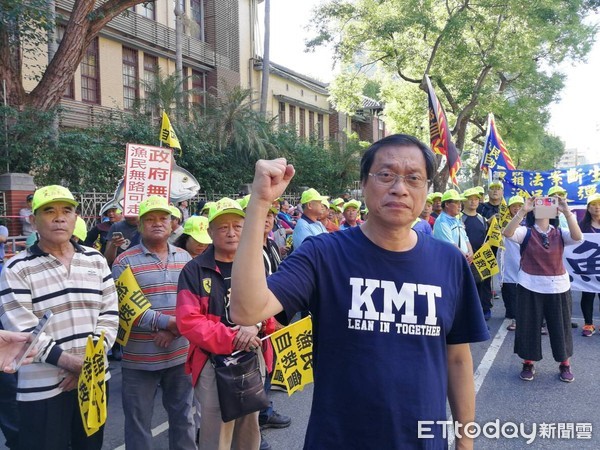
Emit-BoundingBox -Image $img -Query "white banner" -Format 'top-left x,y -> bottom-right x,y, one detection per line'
565,233 -> 600,292
123,144 -> 173,217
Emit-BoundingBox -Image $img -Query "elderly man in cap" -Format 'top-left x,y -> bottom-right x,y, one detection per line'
433,189 -> 474,263
461,187 -> 492,320
478,180 -> 504,220
176,198 -> 276,450
292,188 -> 328,249
230,134 -> 489,449
430,191 -> 443,218
112,195 -> 195,450
0,185 -> 118,450
168,205 -> 184,244
340,199 -> 361,230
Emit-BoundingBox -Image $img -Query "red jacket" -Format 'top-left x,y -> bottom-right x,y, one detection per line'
176,246 -> 274,387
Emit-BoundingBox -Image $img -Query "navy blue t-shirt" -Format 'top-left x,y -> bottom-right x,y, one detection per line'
267,227 -> 489,449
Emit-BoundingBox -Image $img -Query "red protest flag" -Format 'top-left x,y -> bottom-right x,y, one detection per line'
425,75 -> 461,185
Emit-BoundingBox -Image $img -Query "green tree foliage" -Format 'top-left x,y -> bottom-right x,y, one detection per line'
308,0 -> 598,187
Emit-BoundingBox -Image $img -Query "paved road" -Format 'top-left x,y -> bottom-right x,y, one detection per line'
2,291 -> 599,449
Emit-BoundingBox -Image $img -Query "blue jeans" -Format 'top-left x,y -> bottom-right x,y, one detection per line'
122,364 -> 195,450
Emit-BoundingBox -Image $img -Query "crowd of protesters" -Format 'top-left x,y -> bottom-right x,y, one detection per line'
0,132 -> 598,449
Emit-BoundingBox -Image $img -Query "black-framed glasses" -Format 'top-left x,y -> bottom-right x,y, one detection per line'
368,171 -> 429,189
540,232 -> 550,249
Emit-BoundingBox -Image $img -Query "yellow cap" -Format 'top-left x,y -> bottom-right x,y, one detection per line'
587,193 -> 600,205
441,189 -> 463,202
547,185 -> 567,197
463,187 -> 483,199
73,217 -> 87,242
431,192 -> 443,201
332,198 -> 345,207
169,205 -> 182,220
138,196 -> 172,218
183,216 -> 212,244
475,186 -> 485,195
508,195 -> 524,207
200,201 -> 216,216
343,199 -> 361,212
489,180 -> 504,189
32,185 -> 79,213
237,194 -> 251,210
208,197 -> 246,223
301,188 -> 326,205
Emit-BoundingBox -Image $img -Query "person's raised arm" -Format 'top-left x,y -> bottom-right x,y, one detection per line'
503,197 -> 533,238
230,158 -> 295,325
557,196 -> 583,241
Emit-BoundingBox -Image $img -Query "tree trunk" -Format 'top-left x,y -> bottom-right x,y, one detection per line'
0,22 -> 26,108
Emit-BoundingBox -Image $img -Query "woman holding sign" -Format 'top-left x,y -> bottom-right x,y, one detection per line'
503,195 -> 583,383
578,194 -> 600,337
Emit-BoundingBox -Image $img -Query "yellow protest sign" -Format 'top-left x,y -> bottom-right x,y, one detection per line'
114,266 -> 151,346
269,316 -> 313,396
271,359 -> 286,389
498,198 -> 511,229
160,111 -> 181,150
78,332 -> 107,436
485,217 -> 503,248
472,242 -> 500,281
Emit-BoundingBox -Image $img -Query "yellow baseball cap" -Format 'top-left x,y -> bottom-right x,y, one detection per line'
463,187 -> 483,199
73,216 -> 87,242
200,201 -> 216,216
547,185 -> 567,197
508,195 -> 524,207
169,205 -> 182,220
587,193 -> 600,205
475,186 -> 485,195
331,198 -> 344,207
343,199 -> 361,212
208,197 -> 246,223
489,180 -> 504,189
301,188 -> 326,205
32,185 -> 79,213
237,194 -> 251,210
138,195 -> 172,218
183,216 -> 212,244
431,192 -> 443,201
441,189 -> 463,202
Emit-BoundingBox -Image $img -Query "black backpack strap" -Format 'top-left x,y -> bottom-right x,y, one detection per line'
520,227 -> 532,257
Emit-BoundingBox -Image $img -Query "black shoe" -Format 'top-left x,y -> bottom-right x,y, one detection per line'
259,411 -> 292,429
260,433 -> 272,450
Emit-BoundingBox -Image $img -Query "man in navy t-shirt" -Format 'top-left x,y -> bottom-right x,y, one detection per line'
230,134 -> 490,449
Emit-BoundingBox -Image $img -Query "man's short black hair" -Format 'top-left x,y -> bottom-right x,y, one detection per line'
26,194 -> 34,202
360,134 -> 436,184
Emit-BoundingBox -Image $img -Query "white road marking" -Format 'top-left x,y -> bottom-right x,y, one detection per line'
448,318 -> 511,447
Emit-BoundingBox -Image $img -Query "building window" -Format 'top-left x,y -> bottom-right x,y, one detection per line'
309,111 -> 315,136
278,102 -> 286,125
317,113 -> 324,141
138,2 -> 156,20
299,108 -> 306,138
191,0 -> 205,41
122,47 -> 138,111
191,69 -> 206,109
57,25 -> 74,99
289,105 -> 296,127
81,37 -> 100,104
143,54 -> 159,116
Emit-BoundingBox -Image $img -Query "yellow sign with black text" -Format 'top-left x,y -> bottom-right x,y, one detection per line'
472,242 -> 500,281
268,317 -> 314,396
160,112 -> 181,150
114,266 -> 151,346
78,332 -> 107,436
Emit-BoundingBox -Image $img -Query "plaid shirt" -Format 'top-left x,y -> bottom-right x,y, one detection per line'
112,242 -> 191,371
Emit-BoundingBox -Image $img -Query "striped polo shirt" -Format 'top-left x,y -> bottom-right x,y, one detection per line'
112,242 -> 191,371
0,241 -> 118,402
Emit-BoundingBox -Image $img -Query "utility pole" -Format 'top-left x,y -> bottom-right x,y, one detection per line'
174,0 -> 184,119
259,0 -> 270,116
